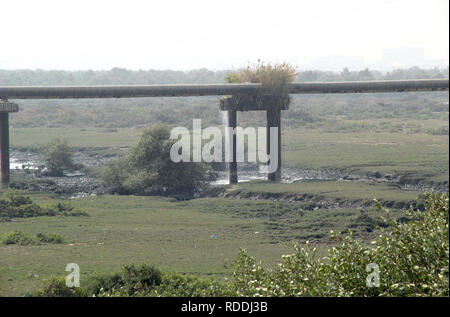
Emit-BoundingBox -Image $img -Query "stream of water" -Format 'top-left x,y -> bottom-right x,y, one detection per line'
10,149 -> 447,194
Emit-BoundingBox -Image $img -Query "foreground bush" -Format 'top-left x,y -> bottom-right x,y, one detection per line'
33,264 -> 230,297
95,271 -> 231,297
147,272 -> 232,297
33,276 -> 83,297
85,264 -> 162,296
0,190 -> 87,220
231,192 -> 449,297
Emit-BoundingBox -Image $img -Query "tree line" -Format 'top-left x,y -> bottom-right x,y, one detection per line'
1,66 -> 448,86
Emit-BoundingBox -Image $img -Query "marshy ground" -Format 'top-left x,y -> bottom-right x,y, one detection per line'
1,117 -> 447,296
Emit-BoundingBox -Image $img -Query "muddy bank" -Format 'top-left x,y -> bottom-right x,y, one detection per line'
204,184 -> 426,211
10,150 -> 110,198
9,150 -> 448,198
10,175 -> 105,198
11,149 -> 115,169
212,166 -> 448,193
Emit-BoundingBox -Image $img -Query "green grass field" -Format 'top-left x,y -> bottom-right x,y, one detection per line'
221,180 -> 425,207
3,117 -> 448,296
282,126 -> 449,185
0,182 -> 415,296
11,127 -> 142,151
0,194 -> 298,296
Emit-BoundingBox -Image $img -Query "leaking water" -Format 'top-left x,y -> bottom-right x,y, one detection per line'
220,110 -> 229,180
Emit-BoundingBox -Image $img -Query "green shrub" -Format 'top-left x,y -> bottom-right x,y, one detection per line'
82,272 -> 123,296
40,138 -> 75,176
3,190 -> 33,206
102,125 -> 215,199
0,230 -> 64,245
34,264 -> 230,297
427,126 -> 449,135
35,232 -> 64,244
0,230 -> 37,246
374,192 -> 448,296
82,264 -> 162,296
96,272 -> 231,297
120,264 -> 162,295
33,276 -> 82,297
230,192 -> 449,297
148,273 -> 232,297
0,190 -> 87,219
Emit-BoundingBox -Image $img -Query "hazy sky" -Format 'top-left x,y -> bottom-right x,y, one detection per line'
1,0 -> 448,70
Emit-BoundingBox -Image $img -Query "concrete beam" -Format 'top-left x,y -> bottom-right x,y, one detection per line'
0,100 -> 19,113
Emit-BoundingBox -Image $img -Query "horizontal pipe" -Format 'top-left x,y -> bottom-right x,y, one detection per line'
0,83 -> 260,99
0,79 -> 448,99
289,79 -> 449,94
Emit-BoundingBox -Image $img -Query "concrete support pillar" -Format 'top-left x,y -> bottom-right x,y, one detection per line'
227,109 -> 238,184
220,95 -> 286,184
266,107 -> 281,181
0,113 -> 10,187
0,99 -> 18,188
